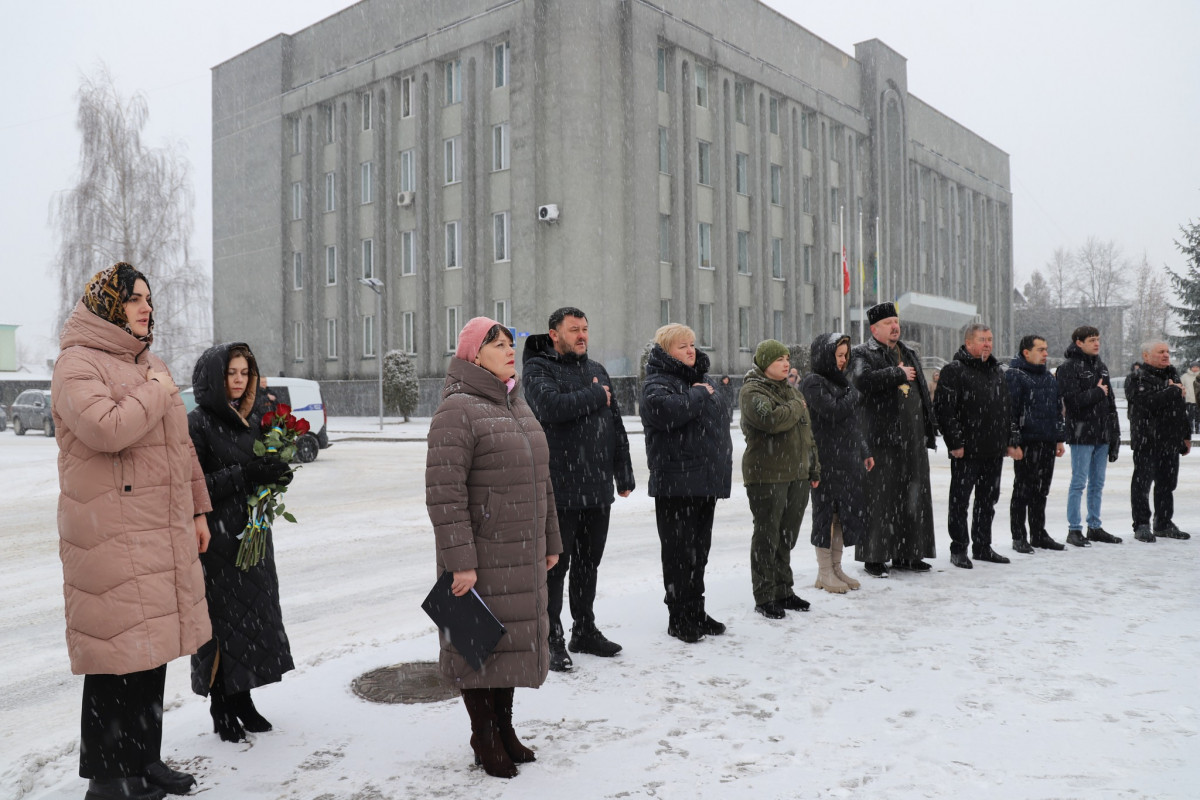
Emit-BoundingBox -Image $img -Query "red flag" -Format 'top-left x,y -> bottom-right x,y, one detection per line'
841,245 -> 850,295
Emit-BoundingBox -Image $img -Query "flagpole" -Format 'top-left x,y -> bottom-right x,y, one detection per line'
875,215 -> 882,301
839,204 -> 845,331
858,210 -> 865,344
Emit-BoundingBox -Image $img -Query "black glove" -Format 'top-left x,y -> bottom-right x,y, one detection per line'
244,455 -> 292,487
1107,440 -> 1120,463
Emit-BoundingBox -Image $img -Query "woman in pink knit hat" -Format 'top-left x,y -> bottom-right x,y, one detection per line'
425,317 -> 563,778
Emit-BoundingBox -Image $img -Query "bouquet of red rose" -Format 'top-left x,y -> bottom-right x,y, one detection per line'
236,403 -> 310,570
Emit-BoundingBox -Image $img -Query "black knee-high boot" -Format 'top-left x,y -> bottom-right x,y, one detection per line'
492,688 -> 535,763
460,689 -> 517,778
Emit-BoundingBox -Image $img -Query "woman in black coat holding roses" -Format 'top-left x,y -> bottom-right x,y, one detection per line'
188,342 -> 295,742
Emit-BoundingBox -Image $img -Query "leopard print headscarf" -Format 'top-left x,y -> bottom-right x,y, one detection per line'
82,262 -> 154,341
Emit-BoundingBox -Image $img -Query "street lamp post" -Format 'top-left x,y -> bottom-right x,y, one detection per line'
359,277 -> 384,431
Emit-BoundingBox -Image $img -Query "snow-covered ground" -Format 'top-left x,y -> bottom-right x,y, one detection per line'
2,416 -> 1196,799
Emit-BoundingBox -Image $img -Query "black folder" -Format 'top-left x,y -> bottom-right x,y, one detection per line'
421,571 -> 507,671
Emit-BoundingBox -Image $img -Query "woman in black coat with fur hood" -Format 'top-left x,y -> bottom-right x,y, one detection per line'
188,342 -> 295,742
800,333 -> 874,594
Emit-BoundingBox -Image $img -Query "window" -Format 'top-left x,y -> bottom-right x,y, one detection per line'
697,140 -> 711,185
325,245 -> 337,285
363,315 -> 376,357
770,164 -> 782,205
361,238 -> 374,279
401,311 -> 415,354
773,310 -> 784,341
698,303 -> 713,348
660,299 -> 671,325
657,47 -> 667,92
492,123 -> 509,171
494,42 -> 509,89
361,91 -> 372,131
658,127 -> 670,174
326,318 -> 338,359
698,222 -> 712,269
800,112 -> 811,149
444,137 -> 460,184
400,76 -> 413,118
831,187 -> 840,220
494,299 -> 510,326
695,64 -> 708,108
293,252 -> 303,290
802,176 -> 812,214
445,221 -> 460,268
361,161 -> 373,204
444,59 -> 462,105
803,245 -> 813,283
400,230 -> 415,276
771,238 -> 783,279
493,212 -> 509,262
291,182 -> 302,220
446,306 -> 461,352
290,117 -> 301,154
325,172 -> 336,212
293,321 -> 304,361
832,251 -> 842,290
324,104 -> 335,144
769,97 -> 779,134
737,231 -> 750,274
399,149 -> 415,192
738,307 -> 751,350
736,152 -> 748,195
658,214 -> 671,263
735,82 -> 747,124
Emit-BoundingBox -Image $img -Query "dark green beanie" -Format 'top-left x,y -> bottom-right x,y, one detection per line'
753,339 -> 790,373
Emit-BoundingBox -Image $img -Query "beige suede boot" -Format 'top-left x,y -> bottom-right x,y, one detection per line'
814,546 -> 849,593
830,516 -> 861,590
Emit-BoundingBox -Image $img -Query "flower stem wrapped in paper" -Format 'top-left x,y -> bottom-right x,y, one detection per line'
236,403 -> 309,570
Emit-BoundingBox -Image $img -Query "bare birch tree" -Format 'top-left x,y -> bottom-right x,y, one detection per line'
1124,254 -> 1171,363
1074,236 -> 1129,312
50,65 -> 210,379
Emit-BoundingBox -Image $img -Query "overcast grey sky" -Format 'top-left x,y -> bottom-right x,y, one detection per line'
2,0 -> 1197,363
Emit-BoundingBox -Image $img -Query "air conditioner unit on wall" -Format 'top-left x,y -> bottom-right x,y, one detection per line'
397,190 -> 415,207
537,203 -> 559,222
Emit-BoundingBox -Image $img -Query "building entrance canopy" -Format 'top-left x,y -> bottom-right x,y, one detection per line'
894,292 -> 978,329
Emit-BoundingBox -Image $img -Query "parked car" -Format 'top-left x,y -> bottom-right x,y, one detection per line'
10,389 -> 54,436
181,376 -> 330,462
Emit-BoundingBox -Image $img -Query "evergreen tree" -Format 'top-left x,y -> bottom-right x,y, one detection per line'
1168,221 -> 1200,362
382,350 -> 419,421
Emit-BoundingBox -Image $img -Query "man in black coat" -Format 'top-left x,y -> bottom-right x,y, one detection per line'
849,302 -> 938,577
934,323 -> 1023,569
1125,341 -> 1192,542
1056,325 -> 1122,546
1006,334 -> 1067,552
522,307 -> 635,671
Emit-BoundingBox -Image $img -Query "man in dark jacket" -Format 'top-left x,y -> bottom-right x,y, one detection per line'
1056,326 -> 1122,546
934,323 -> 1022,568
523,307 -> 635,671
1125,341 -> 1192,542
849,302 -> 937,577
1006,334 -> 1067,552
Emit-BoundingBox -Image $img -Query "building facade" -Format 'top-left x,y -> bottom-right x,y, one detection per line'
212,0 -> 1013,381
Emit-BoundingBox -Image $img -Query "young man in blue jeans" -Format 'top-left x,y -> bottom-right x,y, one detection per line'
1055,326 -> 1122,546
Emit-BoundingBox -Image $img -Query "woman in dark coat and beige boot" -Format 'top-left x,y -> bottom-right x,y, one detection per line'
801,333 -> 874,594
426,317 -> 562,778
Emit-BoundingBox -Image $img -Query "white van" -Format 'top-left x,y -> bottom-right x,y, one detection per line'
181,376 -> 330,462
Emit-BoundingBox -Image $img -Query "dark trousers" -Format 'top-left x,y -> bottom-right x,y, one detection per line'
1131,447 -> 1179,529
1010,440 -> 1057,540
79,665 -> 167,779
948,457 -> 1003,555
547,505 -> 611,636
654,496 -> 716,622
746,480 -> 810,604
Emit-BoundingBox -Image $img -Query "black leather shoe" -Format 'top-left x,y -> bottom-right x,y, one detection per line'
1030,530 -> 1065,550
1065,530 -> 1091,548
1134,525 -> 1157,543
697,614 -> 727,635
548,637 -> 573,672
950,552 -> 973,569
144,761 -> 196,795
568,627 -> 622,657
667,621 -> 705,643
972,547 -> 1011,564
1154,523 -> 1191,540
893,559 -> 932,571
780,595 -> 810,612
754,602 -> 785,619
1011,539 -> 1035,554
863,562 -> 889,578
1087,527 -> 1123,544
85,777 -> 166,800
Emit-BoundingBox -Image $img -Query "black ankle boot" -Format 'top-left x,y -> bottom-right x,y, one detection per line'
144,761 -> 196,795
230,691 -> 272,732
210,693 -> 246,743
84,777 -> 165,800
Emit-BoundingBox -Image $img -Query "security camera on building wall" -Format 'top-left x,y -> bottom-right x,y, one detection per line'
537,204 -> 560,222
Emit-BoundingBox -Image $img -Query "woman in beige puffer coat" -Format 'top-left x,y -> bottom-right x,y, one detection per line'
426,316 -> 562,779
52,263 -> 213,800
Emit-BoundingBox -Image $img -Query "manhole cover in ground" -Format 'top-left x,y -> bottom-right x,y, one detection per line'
352,661 -> 459,704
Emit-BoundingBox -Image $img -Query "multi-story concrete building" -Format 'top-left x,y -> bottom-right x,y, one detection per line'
213,0 -> 1012,383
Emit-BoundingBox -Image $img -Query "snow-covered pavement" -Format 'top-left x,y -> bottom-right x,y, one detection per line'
2,419 -> 1196,799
